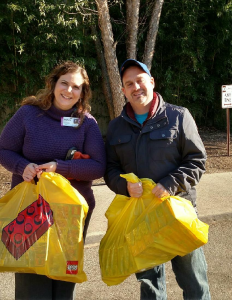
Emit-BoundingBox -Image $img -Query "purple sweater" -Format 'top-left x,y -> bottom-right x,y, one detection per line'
0,105 -> 106,211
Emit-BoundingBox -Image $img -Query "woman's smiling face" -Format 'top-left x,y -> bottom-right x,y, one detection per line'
53,71 -> 84,111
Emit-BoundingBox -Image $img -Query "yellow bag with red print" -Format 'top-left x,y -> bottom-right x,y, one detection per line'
0,172 -> 89,283
99,173 -> 209,286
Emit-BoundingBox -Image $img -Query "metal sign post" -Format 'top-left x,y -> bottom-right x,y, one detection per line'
227,108 -> 230,156
222,85 -> 232,156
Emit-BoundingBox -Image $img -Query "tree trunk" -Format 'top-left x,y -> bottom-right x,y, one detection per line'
91,25 -> 115,120
126,0 -> 140,59
143,0 -> 164,70
95,0 -> 125,117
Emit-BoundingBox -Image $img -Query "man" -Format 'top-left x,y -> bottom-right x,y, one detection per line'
104,59 -> 211,300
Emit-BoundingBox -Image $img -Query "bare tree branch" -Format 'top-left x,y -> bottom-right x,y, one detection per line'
91,25 -> 115,120
95,0 -> 125,117
143,0 -> 164,70
126,0 -> 140,59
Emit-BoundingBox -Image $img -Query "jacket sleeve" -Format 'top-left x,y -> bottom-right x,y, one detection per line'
55,118 -> 106,181
158,108 -> 206,195
104,120 -> 129,196
0,107 -> 31,175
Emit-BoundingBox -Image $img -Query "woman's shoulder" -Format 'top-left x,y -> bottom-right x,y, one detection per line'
8,105 -> 42,122
83,112 -> 98,124
16,104 -> 42,115
81,112 -> 103,134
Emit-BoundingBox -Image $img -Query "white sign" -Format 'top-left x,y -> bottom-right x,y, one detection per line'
222,85 -> 232,108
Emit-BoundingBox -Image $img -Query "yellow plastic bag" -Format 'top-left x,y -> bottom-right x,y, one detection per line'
99,173 -> 209,286
0,172 -> 89,283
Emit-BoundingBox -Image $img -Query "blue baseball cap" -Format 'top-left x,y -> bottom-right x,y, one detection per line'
120,59 -> 151,81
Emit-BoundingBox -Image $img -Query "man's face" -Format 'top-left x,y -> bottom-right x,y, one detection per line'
122,66 -> 155,112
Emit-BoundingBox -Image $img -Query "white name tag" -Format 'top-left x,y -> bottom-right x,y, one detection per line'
61,117 -> 80,127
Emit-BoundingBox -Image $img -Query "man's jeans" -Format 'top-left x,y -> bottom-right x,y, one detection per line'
136,247 -> 211,300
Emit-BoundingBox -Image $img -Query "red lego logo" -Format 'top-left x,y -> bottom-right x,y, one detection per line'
66,261 -> 78,275
1,194 -> 54,260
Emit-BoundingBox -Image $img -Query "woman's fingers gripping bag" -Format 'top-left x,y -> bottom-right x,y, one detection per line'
0,172 -> 89,283
99,173 -> 209,286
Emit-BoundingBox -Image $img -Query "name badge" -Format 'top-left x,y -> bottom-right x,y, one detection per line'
61,117 -> 80,127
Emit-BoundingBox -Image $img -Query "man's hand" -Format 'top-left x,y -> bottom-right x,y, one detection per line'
152,183 -> 170,198
22,163 -> 39,182
35,162 -> 57,178
127,181 -> 143,198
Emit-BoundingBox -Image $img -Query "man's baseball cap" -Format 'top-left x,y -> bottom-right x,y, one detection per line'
120,59 -> 151,81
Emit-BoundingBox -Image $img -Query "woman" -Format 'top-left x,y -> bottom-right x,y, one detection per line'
0,61 -> 106,299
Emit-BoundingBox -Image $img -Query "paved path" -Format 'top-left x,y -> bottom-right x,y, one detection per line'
0,172 -> 232,300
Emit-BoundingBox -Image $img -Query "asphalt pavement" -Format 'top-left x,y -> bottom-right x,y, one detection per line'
0,172 -> 232,300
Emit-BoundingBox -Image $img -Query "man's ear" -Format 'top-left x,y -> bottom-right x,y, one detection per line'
122,86 -> 126,96
151,77 -> 155,89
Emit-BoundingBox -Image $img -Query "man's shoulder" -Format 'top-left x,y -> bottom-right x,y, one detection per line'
164,102 -> 189,116
108,114 -> 124,126
107,114 -> 127,136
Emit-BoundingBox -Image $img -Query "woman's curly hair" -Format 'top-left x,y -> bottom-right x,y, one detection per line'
21,61 -> 91,125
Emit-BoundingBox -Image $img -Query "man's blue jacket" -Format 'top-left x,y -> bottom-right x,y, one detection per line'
104,93 -> 206,208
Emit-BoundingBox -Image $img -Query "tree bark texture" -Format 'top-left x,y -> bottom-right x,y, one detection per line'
143,0 -> 164,70
91,25 -> 115,120
126,0 -> 140,59
95,0 -> 125,117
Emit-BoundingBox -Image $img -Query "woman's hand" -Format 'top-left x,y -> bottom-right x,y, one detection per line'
35,161 -> 57,178
152,183 -> 170,198
23,163 -> 39,182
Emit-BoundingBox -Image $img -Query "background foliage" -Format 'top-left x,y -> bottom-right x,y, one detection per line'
0,0 -> 232,133
153,0 -> 232,128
